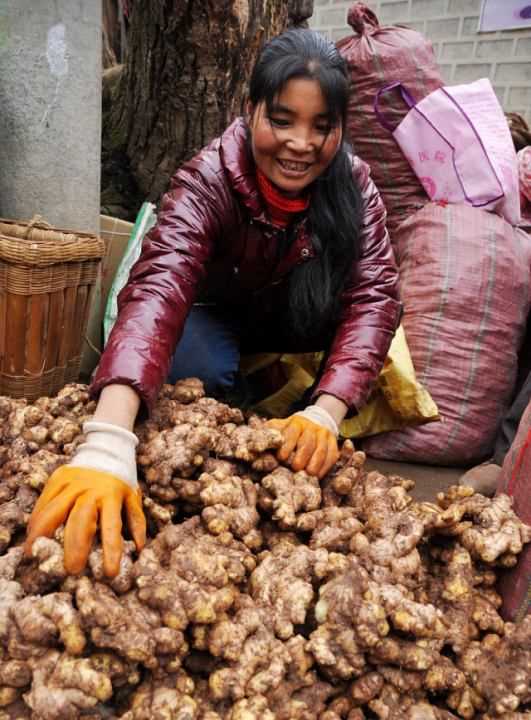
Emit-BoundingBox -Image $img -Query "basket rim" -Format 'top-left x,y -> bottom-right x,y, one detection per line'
0,216 -> 103,239
0,216 -> 105,266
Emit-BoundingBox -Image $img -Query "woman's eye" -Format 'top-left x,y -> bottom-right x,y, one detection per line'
268,117 -> 290,127
316,124 -> 336,134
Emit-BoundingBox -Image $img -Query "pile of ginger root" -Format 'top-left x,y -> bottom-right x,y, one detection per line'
0,379 -> 530,720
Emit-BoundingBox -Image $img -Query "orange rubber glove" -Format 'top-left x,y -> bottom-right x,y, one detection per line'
24,422 -> 146,577
268,406 -> 340,479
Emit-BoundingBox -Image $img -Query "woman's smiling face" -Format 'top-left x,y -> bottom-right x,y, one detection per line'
248,77 -> 342,196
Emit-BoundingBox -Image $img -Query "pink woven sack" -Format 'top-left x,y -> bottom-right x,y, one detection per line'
496,400 -> 531,620
336,3 -> 442,235
362,202 -> 531,465
375,78 -> 521,226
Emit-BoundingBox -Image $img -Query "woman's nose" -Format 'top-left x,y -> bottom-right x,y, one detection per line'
286,128 -> 314,153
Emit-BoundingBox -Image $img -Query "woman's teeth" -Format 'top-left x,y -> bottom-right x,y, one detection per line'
278,159 -> 309,171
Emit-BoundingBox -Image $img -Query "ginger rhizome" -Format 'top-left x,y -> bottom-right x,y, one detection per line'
0,378 -> 529,719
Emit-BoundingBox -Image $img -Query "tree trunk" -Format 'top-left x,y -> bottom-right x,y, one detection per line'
102,0 -> 129,68
102,0 -> 307,218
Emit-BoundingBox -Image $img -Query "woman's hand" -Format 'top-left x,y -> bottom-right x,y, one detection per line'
25,464 -> 145,577
267,397 -> 347,479
25,385 -> 145,578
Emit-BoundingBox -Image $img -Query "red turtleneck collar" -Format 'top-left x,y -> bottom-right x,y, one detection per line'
256,169 -> 310,228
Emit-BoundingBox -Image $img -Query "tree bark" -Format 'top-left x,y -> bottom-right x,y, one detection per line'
103,0 -> 309,218
102,0 -> 123,68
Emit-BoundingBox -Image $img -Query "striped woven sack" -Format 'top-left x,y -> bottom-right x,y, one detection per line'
496,399 -> 531,621
336,3 -> 442,235
363,202 -> 531,465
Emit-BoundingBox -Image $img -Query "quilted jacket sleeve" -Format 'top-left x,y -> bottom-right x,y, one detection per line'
314,156 -> 401,411
91,156 -> 229,413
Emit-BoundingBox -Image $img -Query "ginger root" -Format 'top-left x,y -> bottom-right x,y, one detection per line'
118,670 -> 197,719
133,518 -> 255,630
23,650 -> 112,720
259,467 -> 321,528
456,617 -> 531,717
214,422 -> 282,463
11,593 -> 85,656
199,466 -> 261,549
138,424 -> 217,486
297,506 -> 363,551
249,542 -> 329,639
0,380 -> 530,719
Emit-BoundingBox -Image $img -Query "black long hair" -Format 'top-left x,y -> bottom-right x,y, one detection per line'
248,29 -> 363,340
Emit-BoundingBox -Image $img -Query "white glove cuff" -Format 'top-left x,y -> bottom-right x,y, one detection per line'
294,405 -> 339,437
83,421 -> 139,447
69,421 -> 139,489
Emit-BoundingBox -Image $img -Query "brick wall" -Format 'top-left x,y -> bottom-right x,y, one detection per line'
311,0 -> 531,122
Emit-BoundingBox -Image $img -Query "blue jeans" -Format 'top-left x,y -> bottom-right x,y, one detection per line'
168,303 -> 331,402
167,306 -> 241,396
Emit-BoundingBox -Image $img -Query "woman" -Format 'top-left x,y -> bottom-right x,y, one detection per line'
25,29 -> 400,577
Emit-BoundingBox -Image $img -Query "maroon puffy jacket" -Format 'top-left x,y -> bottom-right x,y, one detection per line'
92,118 -> 400,414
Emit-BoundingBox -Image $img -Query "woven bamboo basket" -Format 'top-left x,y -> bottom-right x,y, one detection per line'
0,217 -> 106,400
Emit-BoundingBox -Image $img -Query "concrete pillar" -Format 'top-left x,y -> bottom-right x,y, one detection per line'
0,0 -> 102,233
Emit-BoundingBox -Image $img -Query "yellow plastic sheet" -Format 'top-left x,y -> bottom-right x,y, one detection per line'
240,325 -> 439,439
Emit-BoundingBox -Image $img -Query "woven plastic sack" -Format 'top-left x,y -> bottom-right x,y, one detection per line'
375,79 -> 521,225
496,399 -> 531,620
374,78 -> 521,225
336,3 -> 443,235
363,202 -> 531,465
